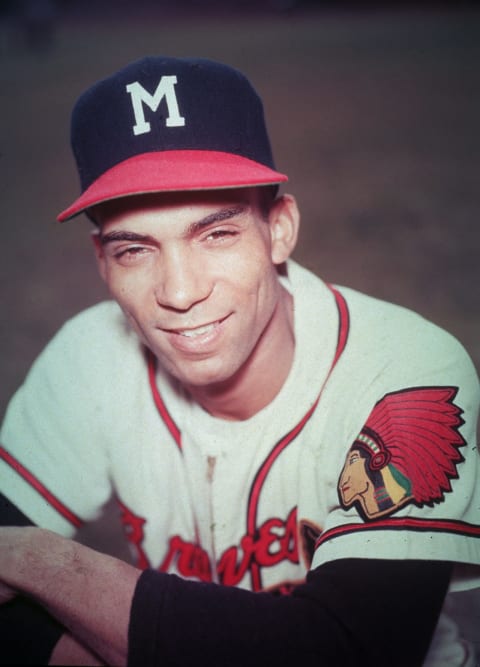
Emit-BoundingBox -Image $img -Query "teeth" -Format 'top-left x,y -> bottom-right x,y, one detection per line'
178,322 -> 216,338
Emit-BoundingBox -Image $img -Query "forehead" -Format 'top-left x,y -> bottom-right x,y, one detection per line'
94,188 -> 263,229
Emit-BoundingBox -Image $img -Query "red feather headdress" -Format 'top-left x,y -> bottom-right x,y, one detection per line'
354,387 -> 466,504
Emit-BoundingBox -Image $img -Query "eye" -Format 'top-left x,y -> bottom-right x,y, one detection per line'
112,245 -> 152,265
204,229 -> 238,243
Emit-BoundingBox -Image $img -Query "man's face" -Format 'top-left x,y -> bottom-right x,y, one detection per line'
94,188 -> 297,391
339,447 -> 370,506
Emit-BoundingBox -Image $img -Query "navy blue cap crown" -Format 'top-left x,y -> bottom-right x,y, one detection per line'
58,56 -> 287,221
72,56 -> 277,192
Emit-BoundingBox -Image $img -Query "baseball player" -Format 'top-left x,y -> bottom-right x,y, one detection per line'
0,56 -> 479,666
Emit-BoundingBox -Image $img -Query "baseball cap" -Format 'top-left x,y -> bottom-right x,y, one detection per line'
57,56 -> 288,222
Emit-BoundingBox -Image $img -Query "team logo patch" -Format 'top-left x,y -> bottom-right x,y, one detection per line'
338,387 -> 466,521
126,76 -> 185,136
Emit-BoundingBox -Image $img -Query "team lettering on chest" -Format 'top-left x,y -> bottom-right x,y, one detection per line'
117,503 -> 308,590
119,502 -> 307,593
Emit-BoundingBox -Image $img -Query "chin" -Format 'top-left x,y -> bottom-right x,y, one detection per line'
165,356 -> 240,389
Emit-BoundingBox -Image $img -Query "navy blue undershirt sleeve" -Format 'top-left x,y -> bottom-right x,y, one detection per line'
0,493 -> 65,665
128,558 -> 452,667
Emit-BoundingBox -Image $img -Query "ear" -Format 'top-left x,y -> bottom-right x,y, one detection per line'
268,194 -> 300,265
91,229 -> 107,282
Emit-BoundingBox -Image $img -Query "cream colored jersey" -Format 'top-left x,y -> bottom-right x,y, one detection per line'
1,261 -> 479,664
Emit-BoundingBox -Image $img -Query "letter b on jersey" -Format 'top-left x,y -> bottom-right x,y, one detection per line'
126,76 -> 186,136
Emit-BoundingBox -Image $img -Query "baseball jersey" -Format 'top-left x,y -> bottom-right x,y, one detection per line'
1,260 -> 479,665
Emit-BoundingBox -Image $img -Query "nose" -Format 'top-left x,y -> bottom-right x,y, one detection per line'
154,246 -> 213,311
339,467 -> 349,485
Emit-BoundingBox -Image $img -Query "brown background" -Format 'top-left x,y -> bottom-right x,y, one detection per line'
1,2 -> 479,649
1,5 -> 479,421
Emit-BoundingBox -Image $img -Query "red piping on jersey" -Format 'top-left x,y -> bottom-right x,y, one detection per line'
247,284 -> 350,590
0,445 -> 83,528
147,349 -> 182,452
315,516 -> 480,550
329,284 -> 350,368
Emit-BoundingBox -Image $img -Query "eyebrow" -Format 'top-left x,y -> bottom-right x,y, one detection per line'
99,205 -> 247,246
99,230 -> 154,246
185,205 -> 247,235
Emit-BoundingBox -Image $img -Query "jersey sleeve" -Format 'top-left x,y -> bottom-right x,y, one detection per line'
127,559 -> 452,667
0,306 -> 115,536
311,296 -> 480,591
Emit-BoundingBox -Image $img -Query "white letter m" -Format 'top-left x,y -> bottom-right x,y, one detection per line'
126,76 -> 186,136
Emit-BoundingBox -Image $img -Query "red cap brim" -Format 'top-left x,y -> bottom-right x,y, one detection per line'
57,150 -> 288,222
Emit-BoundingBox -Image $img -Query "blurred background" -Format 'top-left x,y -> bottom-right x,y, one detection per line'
1,1 -> 479,418
1,0 -> 479,649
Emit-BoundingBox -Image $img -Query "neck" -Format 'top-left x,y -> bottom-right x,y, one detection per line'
189,289 -> 295,421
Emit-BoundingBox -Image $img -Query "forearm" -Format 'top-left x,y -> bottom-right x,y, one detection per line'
49,632 -> 104,666
1,527 -> 451,666
0,494 -> 67,664
0,527 -> 140,666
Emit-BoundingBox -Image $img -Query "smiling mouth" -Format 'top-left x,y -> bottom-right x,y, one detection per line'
164,317 -> 227,338
178,322 -> 219,338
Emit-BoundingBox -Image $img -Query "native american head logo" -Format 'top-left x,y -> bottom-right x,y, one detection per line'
338,387 -> 466,521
